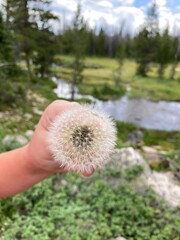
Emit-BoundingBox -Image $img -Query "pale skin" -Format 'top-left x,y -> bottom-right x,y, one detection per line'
0,100 -> 94,198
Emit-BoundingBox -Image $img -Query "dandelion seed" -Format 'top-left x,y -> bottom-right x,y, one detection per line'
48,105 -> 116,173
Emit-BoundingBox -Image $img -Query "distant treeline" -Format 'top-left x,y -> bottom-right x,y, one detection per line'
0,1 -> 180,104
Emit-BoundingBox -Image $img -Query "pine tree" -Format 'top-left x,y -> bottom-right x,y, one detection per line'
5,0 -> 34,79
134,2 -> 159,76
4,0 -> 58,80
32,5 -> 58,78
115,25 -> 126,85
70,3 -> 87,100
0,12 -> 12,63
86,29 -> 96,56
0,11 -> 24,104
134,28 -> 151,76
156,28 -> 174,79
169,37 -> 179,80
96,28 -> 106,56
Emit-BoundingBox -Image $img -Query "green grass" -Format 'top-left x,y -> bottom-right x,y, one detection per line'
54,55 -> 180,101
116,121 -> 180,151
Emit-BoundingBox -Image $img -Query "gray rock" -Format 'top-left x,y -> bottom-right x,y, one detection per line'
115,237 -> 127,240
147,171 -> 180,207
142,146 -> 160,163
111,147 -> 150,174
2,135 -> 28,146
24,113 -> 33,120
32,107 -> 43,115
25,130 -> 34,139
71,185 -> 79,195
110,148 -> 180,207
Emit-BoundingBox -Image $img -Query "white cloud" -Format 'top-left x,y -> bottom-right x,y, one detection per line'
98,1 -> 113,8
114,6 -> 145,35
53,0 -> 77,12
50,0 -> 180,36
155,0 -> 166,7
118,0 -> 135,6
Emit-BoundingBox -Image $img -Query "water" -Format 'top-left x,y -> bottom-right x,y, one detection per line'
52,77 -> 180,131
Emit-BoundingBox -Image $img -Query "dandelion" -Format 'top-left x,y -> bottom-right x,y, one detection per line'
48,105 -> 116,173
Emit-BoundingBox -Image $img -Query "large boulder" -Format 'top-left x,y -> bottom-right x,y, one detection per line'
110,147 -> 180,207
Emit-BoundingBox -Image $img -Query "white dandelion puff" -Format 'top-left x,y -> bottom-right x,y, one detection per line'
48,105 -> 116,173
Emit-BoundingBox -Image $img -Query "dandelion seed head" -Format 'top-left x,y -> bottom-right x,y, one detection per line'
48,105 -> 116,173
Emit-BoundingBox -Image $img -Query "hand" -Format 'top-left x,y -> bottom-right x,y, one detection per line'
25,100 -> 94,177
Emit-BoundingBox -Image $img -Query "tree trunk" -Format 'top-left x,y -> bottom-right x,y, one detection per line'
137,62 -> 147,77
158,64 -> 164,80
25,52 -> 32,81
170,62 -> 177,80
71,61 -> 77,101
116,63 -> 123,86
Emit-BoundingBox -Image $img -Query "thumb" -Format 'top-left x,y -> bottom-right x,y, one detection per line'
39,100 -> 79,132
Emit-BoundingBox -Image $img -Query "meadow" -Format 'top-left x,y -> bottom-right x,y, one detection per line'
54,55 -> 180,101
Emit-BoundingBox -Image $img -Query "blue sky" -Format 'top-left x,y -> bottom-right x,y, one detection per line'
51,0 -> 180,35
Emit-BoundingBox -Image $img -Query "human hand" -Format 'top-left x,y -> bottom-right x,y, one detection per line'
25,100 -> 94,177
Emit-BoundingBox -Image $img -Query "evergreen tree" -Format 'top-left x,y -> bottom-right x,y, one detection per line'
70,3 -> 87,100
5,0 -> 34,79
134,2 -> 159,76
0,11 -> 24,105
156,28 -> 174,79
5,0 -> 58,80
86,29 -> 96,56
115,25 -> 126,85
32,6 -> 58,78
96,28 -> 106,56
134,28 -> 151,76
169,36 -> 180,80
0,12 -> 12,63
115,42 -> 125,85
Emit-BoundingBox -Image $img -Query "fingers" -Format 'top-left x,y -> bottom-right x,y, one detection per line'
81,170 -> 94,177
40,100 -> 80,131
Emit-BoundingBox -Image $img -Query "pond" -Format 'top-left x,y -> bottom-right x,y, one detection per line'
52,77 -> 180,131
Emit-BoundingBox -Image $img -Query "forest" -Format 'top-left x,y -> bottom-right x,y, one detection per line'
0,1 -> 180,104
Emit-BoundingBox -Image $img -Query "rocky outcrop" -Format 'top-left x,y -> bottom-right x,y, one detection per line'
111,148 -> 180,208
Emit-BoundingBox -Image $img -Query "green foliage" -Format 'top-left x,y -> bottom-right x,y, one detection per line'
70,3 -> 87,100
134,28 -> 154,76
59,59 -> 103,69
116,121 -> 180,151
57,55 -> 180,102
125,165 -> 144,180
0,11 -> 25,106
96,28 -> 106,56
33,29 -> 58,78
33,77 -> 58,101
1,170 -> 180,240
0,71 -> 25,106
0,140 -> 22,153
92,84 -> 126,100
32,6 -> 59,78
0,125 -> 6,142
0,12 -> 12,62
134,3 -> 158,77
167,150 -> 180,177
155,29 -> 176,79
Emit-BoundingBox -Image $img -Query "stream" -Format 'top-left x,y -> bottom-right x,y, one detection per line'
52,77 -> 180,131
